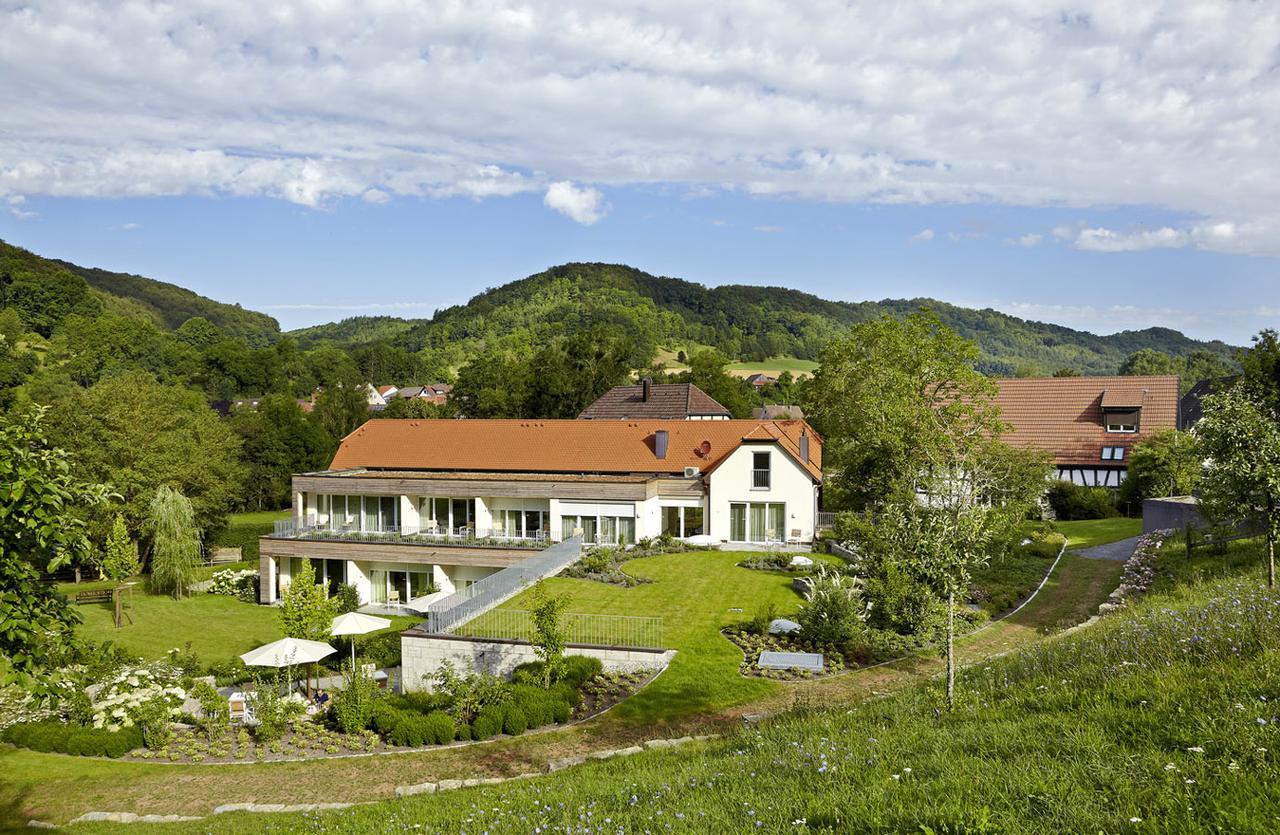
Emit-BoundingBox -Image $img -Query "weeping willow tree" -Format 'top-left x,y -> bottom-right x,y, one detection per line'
147,486 -> 202,599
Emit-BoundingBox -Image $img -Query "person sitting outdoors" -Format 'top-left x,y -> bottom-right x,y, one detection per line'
313,689 -> 331,710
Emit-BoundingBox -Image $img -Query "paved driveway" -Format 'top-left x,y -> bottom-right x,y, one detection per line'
1074,535 -> 1141,561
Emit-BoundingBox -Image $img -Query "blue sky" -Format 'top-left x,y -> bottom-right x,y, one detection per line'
2,2 -> 1277,344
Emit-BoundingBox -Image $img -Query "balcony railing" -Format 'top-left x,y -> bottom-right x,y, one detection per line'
270,520 -> 554,550
752,469 -> 771,488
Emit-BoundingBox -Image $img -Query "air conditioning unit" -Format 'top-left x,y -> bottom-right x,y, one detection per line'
683,466 -> 700,478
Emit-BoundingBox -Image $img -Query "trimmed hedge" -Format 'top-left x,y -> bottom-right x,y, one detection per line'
511,655 -> 603,689
502,705 -> 528,736
1047,482 -> 1118,521
472,707 -> 504,740
371,704 -> 456,747
208,517 -> 277,562
4,720 -> 142,758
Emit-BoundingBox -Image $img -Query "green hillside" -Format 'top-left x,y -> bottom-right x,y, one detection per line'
289,315 -> 415,347
0,240 -> 279,344
296,262 -> 1238,376
54,258 -> 279,346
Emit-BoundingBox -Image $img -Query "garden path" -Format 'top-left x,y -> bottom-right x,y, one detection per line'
1074,535 -> 1141,561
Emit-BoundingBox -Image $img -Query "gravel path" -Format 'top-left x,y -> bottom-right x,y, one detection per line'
1073,535 -> 1141,561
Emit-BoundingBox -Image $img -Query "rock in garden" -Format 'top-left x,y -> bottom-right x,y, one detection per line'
788,555 -> 814,569
767,618 -> 801,635
792,577 -> 815,599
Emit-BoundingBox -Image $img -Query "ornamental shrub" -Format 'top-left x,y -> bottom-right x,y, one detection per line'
191,680 -> 229,741
510,685 -> 554,727
333,665 -> 381,735
331,583 -> 361,614
557,655 -> 603,688
3,721 -> 142,758
208,568 -> 260,603
472,707 -> 504,740
502,705 -> 528,736
1046,481 -> 1118,521
422,711 -> 455,745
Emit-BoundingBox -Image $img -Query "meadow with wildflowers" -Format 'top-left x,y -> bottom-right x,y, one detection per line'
68,537 -> 1280,833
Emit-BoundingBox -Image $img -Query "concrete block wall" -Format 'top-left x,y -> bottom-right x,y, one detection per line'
401,633 -> 675,692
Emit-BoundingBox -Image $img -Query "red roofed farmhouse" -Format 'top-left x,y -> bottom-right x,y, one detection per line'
994,375 -> 1180,488
259,419 -> 822,609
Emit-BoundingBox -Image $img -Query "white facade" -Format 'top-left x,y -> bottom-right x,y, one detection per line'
705,443 -> 819,543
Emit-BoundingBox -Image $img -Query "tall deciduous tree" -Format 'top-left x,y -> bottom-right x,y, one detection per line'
278,559 -> 334,641
147,486 -> 202,599
803,311 -> 1004,512
0,408 -> 108,692
312,380 -> 371,444
46,370 -> 243,540
1197,385 -> 1280,588
1117,429 -> 1202,507
672,348 -> 754,418
230,394 -> 331,509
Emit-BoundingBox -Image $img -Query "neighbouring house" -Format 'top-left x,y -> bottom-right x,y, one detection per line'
1179,376 -> 1240,429
376,384 -> 400,401
753,404 -> 804,420
994,375 -> 1180,487
363,383 -> 390,408
744,373 -> 777,389
258,418 -> 822,609
578,378 -> 732,420
422,383 -> 452,405
395,385 -> 426,400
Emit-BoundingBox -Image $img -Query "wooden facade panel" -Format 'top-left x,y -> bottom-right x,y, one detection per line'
292,475 -> 647,500
650,478 -> 705,498
258,536 -> 529,568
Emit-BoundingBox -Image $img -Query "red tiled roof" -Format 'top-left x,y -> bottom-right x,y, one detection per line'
994,376 -> 1179,466
578,383 -> 731,419
329,419 -> 822,481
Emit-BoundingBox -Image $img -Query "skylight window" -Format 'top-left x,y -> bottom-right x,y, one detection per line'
1101,446 -> 1127,461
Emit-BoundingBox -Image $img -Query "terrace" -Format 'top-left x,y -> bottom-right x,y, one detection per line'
269,519 -> 555,551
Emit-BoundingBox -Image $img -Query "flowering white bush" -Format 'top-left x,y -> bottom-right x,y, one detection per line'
209,568 -> 259,603
0,684 -> 56,732
89,662 -> 187,731
1100,529 -> 1172,613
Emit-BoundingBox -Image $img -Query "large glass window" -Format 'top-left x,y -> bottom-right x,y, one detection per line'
731,502 -> 785,542
661,506 -> 681,536
683,506 -> 704,537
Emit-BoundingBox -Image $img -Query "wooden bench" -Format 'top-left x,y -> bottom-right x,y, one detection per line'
75,588 -> 114,604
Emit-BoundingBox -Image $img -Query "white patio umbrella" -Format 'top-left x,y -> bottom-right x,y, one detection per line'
240,637 -> 336,695
330,612 -> 392,669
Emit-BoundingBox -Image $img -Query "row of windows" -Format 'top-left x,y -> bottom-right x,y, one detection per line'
730,502 -> 786,543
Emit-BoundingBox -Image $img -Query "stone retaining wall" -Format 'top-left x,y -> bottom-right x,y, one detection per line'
401,631 -> 675,692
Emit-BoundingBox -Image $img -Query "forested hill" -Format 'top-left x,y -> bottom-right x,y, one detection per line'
0,240 -> 279,344
296,262 -> 1238,376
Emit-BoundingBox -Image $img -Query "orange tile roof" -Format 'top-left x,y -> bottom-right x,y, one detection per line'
994,376 -> 1179,466
329,419 -> 823,481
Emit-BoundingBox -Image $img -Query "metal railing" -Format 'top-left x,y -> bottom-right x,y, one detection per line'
270,520 -> 554,550
816,511 -> 838,528
423,536 -> 584,634
453,609 -> 663,650
752,469 -> 771,488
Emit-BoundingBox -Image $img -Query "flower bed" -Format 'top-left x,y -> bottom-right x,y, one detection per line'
1099,528 -> 1172,614
722,627 -> 852,680
576,668 -> 658,716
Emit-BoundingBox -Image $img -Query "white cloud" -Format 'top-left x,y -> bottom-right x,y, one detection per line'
1074,226 -> 1188,252
965,298 -> 1275,343
753,225 -> 784,233
543,181 -> 608,225
910,228 -> 935,242
121,222 -> 139,230
1012,233 -> 1043,247
0,2 -> 1278,253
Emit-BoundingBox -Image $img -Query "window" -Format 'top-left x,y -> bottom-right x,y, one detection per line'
752,451 -> 771,489
661,506 -> 681,537
1114,447 -> 1125,461
683,506 -> 704,537
1104,408 -> 1140,433
731,502 -> 785,542
1101,446 -> 1128,461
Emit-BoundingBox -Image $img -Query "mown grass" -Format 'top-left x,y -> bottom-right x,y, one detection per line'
1054,516 -> 1143,549
489,550 -> 803,727
74,549 -> 1280,834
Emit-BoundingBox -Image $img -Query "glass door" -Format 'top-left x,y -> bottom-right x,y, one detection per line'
370,570 -> 387,604
389,571 -> 407,604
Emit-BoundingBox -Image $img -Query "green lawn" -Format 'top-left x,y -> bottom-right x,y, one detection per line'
1053,517 -> 1142,549
69,589 -> 286,663
70,559 -> 1280,833
726,355 -> 817,378
490,550 -> 801,727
